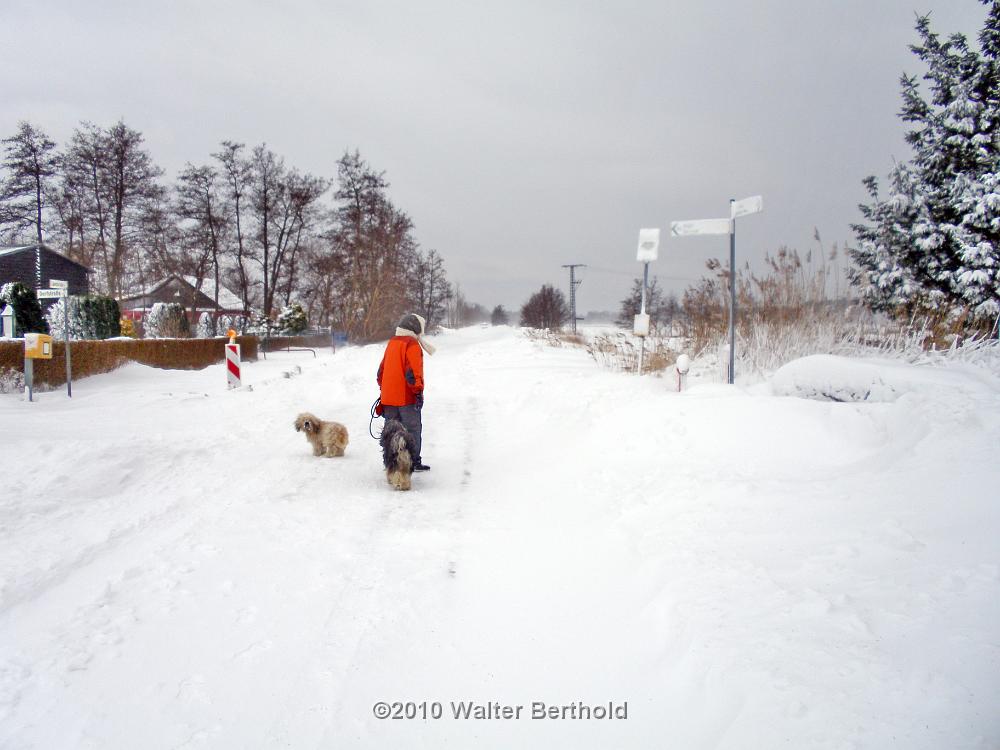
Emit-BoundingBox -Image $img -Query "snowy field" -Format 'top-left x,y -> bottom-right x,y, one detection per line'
1,326 -> 998,749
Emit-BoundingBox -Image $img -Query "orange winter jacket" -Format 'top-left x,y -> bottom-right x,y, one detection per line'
377,335 -> 424,406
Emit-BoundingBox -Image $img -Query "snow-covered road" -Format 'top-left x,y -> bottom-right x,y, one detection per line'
1,327 -> 998,749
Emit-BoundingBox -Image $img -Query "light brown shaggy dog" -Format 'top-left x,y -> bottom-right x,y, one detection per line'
294,412 -> 349,457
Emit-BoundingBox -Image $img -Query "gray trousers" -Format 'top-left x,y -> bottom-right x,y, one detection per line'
382,404 -> 423,462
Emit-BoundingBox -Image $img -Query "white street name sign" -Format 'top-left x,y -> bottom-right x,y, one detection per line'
669,218 -> 732,237
49,279 -> 68,289
636,228 -> 660,262
37,288 -> 67,299
731,195 -> 763,219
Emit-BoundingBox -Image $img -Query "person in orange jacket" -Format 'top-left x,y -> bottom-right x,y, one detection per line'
377,313 -> 435,471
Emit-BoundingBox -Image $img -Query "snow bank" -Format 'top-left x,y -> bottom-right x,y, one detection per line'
769,353 -> 998,403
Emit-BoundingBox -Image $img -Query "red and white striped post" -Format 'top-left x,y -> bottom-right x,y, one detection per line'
226,329 -> 241,389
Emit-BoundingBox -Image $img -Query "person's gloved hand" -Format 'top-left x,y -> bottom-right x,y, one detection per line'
415,392 -> 424,408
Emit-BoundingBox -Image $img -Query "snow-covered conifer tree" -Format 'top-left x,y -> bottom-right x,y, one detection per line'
196,312 -> 215,338
851,2 -> 1000,329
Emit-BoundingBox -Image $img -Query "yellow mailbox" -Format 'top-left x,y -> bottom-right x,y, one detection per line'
24,333 -> 54,359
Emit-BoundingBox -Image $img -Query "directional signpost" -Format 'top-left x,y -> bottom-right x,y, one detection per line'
670,195 -> 762,384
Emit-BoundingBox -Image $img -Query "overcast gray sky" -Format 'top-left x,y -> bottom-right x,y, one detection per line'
1,0 -> 988,314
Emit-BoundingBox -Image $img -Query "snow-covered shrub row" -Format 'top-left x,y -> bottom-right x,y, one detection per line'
43,295 -> 121,340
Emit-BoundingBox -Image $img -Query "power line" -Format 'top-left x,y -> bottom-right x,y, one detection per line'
585,264 -> 698,283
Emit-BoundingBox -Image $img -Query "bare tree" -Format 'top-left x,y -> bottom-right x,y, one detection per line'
249,144 -> 283,316
61,120 -> 164,296
520,284 -> 570,329
0,121 -> 60,244
176,163 -> 229,308
271,168 -> 328,312
328,150 -> 418,340
213,141 -> 253,313
410,249 -> 452,328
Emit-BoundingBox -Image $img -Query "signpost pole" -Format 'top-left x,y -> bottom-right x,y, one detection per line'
64,294 -> 73,397
25,357 -> 33,402
634,228 -> 660,377
728,199 -> 736,385
639,260 -> 649,375
45,281 -> 72,396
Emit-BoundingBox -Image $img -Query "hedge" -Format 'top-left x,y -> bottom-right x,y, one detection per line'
0,336 -> 260,388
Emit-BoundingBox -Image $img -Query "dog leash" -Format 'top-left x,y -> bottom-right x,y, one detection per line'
369,397 -> 383,440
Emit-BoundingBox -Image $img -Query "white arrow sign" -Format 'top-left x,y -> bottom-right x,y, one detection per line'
636,228 -> 660,261
37,288 -> 67,299
670,218 -> 732,237
731,195 -> 763,218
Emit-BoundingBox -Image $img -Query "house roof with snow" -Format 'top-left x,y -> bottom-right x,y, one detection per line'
180,276 -> 244,310
0,243 -> 91,297
119,274 -> 244,313
0,244 -> 92,271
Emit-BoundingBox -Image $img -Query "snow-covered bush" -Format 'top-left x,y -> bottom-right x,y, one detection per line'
76,296 -> 121,339
1,282 -> 48,336
0,367 -> 25,394
44,298 -> 84,339
144,302 -> 189,338
196,312 -> 216,338
276,302 -> 308,335
44,296 -> 121,340
244,310 -> 274,337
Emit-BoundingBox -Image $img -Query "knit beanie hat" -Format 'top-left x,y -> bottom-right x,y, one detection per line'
395,313 -> 435,355
398,313 -> 424,336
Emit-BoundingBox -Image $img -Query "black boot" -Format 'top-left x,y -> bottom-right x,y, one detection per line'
413,461 -> 431,472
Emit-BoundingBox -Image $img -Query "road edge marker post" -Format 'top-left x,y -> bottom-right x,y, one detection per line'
226,329 -> 241,389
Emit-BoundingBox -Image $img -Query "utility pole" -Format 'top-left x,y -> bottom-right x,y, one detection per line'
562,264 -> 586,334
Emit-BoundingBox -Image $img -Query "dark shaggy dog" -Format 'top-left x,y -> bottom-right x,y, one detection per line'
380,419 -> 418,490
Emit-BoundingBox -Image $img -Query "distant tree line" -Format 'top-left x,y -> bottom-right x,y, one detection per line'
0,119 -> 487,340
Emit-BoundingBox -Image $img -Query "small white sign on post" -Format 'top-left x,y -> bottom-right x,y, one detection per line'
49,279 -> 68,289
731,195 -> 763,219
636,228 -> 660,262
633,312 -> 650,337
669,218 -> 732,237
37,288 -> 67,300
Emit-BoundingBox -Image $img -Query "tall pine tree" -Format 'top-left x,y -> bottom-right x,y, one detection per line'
851,1 -> 1000,330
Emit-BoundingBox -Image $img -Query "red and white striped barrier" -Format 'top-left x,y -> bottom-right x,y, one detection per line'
226,343 -> 241,389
